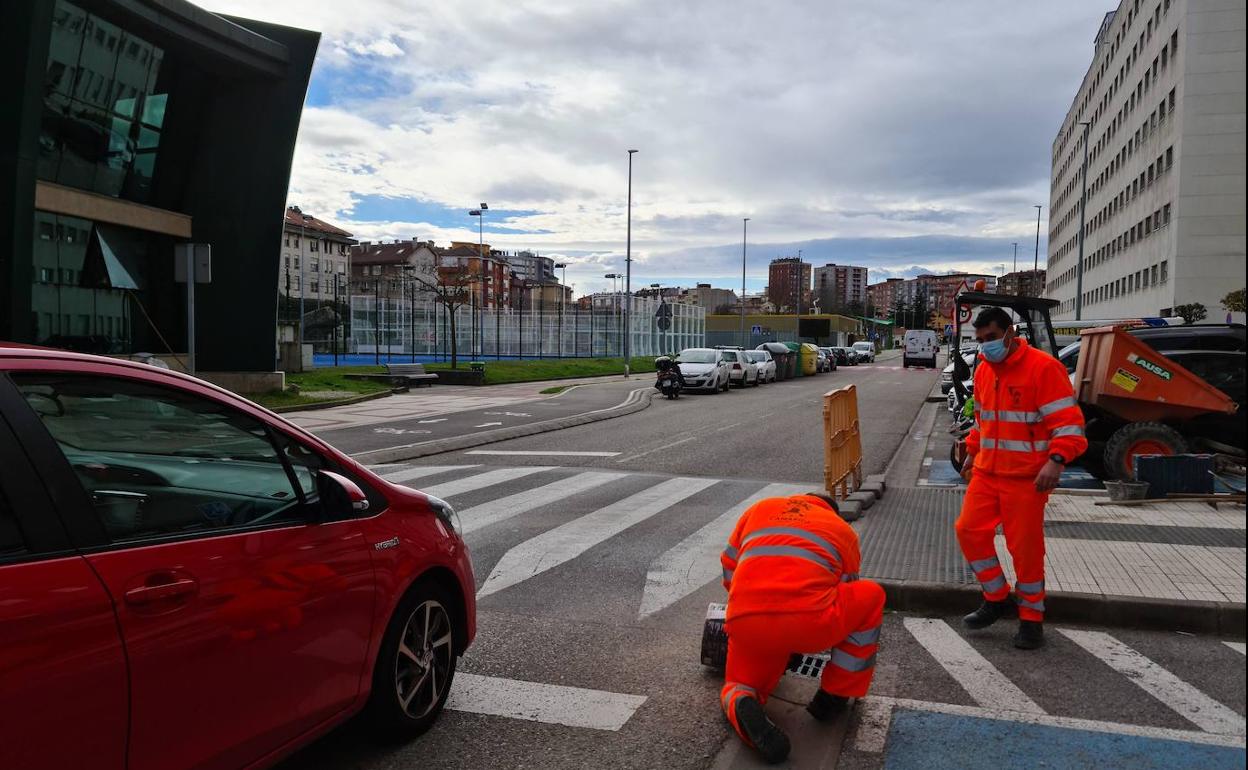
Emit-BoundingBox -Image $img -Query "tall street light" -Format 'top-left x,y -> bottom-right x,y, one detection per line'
469,203 -> 488,357
1033,204 -> 1043,275
740,218 -> 749,348
624,149 -> 638,377
1076,121 -> 1090,320
555,262 -> 567,358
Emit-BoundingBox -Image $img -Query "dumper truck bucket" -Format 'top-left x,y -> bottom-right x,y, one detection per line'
1074,326 -> 1239,423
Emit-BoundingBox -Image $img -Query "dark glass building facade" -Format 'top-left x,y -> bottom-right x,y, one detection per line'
2,0 -> 319,372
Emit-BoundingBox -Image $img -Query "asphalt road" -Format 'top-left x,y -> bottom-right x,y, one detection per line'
276,462 -> 1246,770
414,359 -> 940,483
276,362 -> 1243,769
304,379 -> 646,455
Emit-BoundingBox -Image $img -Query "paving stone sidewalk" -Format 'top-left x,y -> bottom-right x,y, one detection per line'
857,486 -> 1246,607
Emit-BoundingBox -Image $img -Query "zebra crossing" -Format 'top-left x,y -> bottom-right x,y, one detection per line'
366,462 -> 1245,756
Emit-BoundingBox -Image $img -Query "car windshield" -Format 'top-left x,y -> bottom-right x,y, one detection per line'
721,351 -> 738,362
743,352 -> 763,362
679,349 -> 717,363
853,343 -> 871,350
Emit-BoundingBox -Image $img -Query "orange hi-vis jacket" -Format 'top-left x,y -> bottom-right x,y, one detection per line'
720,495 -> 860,621
966,339 -> 1089,478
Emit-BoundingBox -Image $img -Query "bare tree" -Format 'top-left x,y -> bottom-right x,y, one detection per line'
407,257 -> 477,369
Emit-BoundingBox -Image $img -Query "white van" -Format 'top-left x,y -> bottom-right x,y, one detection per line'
903,329 -> 938,368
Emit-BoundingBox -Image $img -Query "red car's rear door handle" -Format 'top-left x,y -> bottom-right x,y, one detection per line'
124,578 -> 198,606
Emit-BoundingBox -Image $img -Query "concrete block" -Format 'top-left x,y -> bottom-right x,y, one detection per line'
865,474 -> 887,489
847,491 -> 877,511
837,499 -> 864,522
858,481 -> 885,499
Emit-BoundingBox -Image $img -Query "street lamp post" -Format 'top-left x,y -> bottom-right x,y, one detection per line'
555,262 -> 567,358
469,203 -> 488,358
740,218 -> 749,348
624,149 -> 637,377
1076,121 -> 1090,320
1033,205 -> 1043,275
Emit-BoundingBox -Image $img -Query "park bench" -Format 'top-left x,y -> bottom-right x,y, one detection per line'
383,363 -> 438,387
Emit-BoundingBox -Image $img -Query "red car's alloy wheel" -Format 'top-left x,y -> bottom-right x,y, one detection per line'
394,599 -> 455,719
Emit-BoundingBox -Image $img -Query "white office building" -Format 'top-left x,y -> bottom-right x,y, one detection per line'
1045,0 -> 1245,322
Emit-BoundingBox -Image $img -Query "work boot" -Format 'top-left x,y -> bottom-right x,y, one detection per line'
962,598 -> 1013,630
1013,620 -> 1045,650
806,689 -> 850,722
734,696 -> 791,765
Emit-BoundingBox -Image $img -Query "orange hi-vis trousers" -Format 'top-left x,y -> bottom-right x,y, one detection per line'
720,580 -> 885,742
955,472 -> 1048,622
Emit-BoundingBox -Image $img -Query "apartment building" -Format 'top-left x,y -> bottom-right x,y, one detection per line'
1000,268 -> 1048,297
282,206 -> 356,301
814,263 -> 869,311
767,257 -> 812,311
1045,0 -> 1245,321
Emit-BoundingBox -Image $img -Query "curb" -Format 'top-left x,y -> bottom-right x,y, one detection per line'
351,386 -> 656,463
875,578 -> 1246,637
268,388 -> 400,414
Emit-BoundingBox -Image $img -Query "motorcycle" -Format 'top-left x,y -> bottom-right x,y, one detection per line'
654,356 -> 683,400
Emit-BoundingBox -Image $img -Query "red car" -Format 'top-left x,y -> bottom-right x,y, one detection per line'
0,345 -> 476,770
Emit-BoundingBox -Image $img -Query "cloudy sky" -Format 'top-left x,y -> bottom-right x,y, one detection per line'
206,0 -> 1108,296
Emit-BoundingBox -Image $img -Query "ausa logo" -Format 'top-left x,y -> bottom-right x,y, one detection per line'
1126,352 -> 1172,380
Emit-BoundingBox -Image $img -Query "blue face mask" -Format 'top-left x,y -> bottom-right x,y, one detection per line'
981,337 -> 1009,363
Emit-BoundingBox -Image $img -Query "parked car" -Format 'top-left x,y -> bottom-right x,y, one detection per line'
833,347 -> 859,366
903,329 -> 939,368
815,349 -> 832,373
0,344 -> 476,770
851,341 -> 876,363
721,348 -> 760,387
677,347 -> 731,392
941,345 -> 979,394
742,350 -> 777,383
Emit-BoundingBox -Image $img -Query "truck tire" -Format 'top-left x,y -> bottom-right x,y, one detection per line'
1103,422 -> 1188,480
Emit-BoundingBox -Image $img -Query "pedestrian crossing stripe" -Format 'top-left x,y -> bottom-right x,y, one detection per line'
371,464 -> 1245,743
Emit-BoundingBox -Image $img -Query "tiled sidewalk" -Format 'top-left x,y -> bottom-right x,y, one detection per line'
994,494 -> 1246,603
859,486 -> 1246,605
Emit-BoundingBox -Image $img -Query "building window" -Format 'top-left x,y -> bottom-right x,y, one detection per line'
309,240 -> 318,252
1151,264 -> 1159,284
1168,88 -> 1176,111
1163,203 -> 1171,224
1160,260 -> 1168,283
311,258 -> 320,273
1165,146 -> 1174,167
310,281 -> 319,293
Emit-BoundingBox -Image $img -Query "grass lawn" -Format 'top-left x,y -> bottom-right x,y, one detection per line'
424,357 -> 655,385
251,366 -> 388,409
248,358 -> 652,409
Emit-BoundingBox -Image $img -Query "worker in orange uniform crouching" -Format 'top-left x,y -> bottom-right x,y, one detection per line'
718,492 -> 885,764
957,307 -> 1088,650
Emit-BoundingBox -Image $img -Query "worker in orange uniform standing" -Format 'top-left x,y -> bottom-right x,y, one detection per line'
718,492 -> 885,764
957,307 -> 1087,650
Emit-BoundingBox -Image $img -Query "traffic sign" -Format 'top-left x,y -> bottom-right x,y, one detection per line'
656,302 -> 673,318
944,323 -> 953,336
751,325 -> 762,335
657,317 -> 671,331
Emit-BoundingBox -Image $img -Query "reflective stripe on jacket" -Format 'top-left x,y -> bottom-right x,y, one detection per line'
720,495 -> 861,620
965,339 -> 1088,478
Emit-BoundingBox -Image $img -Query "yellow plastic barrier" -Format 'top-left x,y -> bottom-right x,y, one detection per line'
823,384 -> 863,500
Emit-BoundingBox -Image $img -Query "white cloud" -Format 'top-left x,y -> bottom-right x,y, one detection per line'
203,0 -> 1106,295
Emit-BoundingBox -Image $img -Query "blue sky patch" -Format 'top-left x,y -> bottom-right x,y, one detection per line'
347,194 -> 544,233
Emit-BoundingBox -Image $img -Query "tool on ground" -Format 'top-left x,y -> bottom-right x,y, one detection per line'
700,603 -> 830,680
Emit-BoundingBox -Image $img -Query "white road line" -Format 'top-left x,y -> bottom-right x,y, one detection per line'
374,465 -> 480,484
1224,641 -> 1246,655
903,618 -> 1045,714
614,435 -> 697,464
851,699 -> 895,754
447,673 -> 646,731
1058,629 -> 1246,736
459,471 -> 627,535
861,695 -> 1245,751
478,476 -> 719,598
637,483 -> 809,619
419,466 -> 556,499
466,450 -> 621,457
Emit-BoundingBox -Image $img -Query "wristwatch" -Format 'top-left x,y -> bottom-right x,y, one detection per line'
1050,453 -> 1067,465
